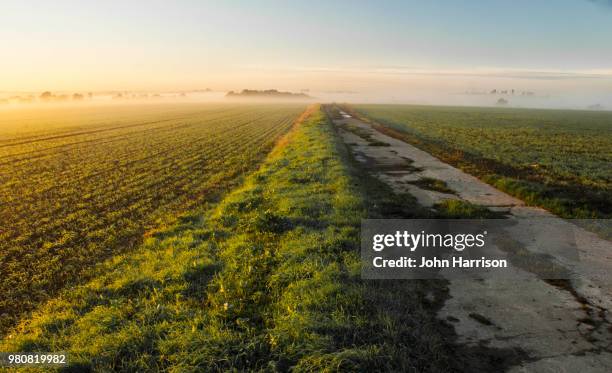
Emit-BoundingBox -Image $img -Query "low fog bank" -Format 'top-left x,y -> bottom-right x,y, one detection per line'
254,70 -> 612,111
0,89 -> 319,111
2,82 -> 611,112
313,90 -> 612,111
0,90 -> 229,110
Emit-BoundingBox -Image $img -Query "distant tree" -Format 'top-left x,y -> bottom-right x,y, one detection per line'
226,89 -> 311,99
40,91 -> 53,100
72,93 -> 84,100
588,104 -> 604,110
497,98 -> 509,106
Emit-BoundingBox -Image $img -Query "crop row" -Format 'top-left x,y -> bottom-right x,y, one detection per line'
355,105 -> 612,185
0,103 -> 305,334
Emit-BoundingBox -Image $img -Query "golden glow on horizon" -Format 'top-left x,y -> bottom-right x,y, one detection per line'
2,1 -> 611,107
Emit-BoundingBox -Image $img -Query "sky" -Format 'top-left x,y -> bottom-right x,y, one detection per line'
1,0 -> 611,106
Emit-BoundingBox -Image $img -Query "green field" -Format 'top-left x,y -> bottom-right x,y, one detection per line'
0,103 -> 305,334
2,103 -> 610,371
1,106 -> 453,371
352,104 -> 612,218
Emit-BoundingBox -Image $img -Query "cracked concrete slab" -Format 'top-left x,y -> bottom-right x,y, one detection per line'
334,115 -> 612,371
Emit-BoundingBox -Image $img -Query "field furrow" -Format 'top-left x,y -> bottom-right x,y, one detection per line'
0,103 -> 304,335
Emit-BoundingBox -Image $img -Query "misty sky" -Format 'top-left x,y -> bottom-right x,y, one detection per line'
1,0 -> 611,105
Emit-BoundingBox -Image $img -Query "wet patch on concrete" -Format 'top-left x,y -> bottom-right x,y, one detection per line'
407,177 -> 457,194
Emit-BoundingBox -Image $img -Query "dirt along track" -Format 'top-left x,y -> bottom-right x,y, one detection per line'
333,111 -> 612,372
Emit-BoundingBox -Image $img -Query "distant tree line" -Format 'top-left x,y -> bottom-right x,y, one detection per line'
226,89 -> 311,98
